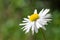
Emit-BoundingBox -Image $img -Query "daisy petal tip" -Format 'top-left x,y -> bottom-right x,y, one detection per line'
22,21 -> 26,22
35,31 -> 38,33
21,27 -> 24,29
28,15 -> 30,18
23,18 -> 25,19
25,31 -> 28,34
41,27 -> 46,30
25,32 -> 29,34
42,8 -> 44,10
32,31 -> 34,35
44,28 -> 46,30
19,24 -> 21,26
46,9 -> 50,11
25,32 -> 27,34
19,24 -> 25,26
34,9 -> 37,14
39,8 -> 44,14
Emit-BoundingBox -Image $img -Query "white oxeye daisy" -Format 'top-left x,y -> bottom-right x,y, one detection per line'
19,9 -> 52,34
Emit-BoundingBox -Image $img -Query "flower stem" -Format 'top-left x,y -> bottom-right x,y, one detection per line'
41,29 -> 46,40
29,34 -> 36,40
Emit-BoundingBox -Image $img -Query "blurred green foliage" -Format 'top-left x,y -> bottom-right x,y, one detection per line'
0,0 -> 60,40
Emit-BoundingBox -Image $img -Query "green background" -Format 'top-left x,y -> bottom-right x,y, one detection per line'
0,0 -> 60,40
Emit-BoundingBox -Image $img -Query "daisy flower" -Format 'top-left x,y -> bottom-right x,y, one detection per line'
19,9 -> 52,34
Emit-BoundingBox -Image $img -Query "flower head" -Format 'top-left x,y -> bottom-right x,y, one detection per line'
19,9 -> 52,34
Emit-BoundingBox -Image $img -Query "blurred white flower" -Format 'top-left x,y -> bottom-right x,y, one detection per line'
19,9 -> 52,34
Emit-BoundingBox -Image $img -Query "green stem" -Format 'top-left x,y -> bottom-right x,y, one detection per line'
34,33 -> 36,40
41,29 -> 46,40
29,34 -> 36,40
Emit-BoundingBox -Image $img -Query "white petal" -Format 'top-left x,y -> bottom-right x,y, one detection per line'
32,27 -> 34,34
23,27 -> 27,31
39,9 -> 44,15
36,22 -> 40,28
38,18 -> 48,25
42,9 -> 50,16
34,9 -> 37,14
34,25 -> 38,33
24,18 -> 29,22
25,27 -> 30,33
19,23 -> 29,26
21,27 -> 25,29
41,27 -> 46,30
23,26 -> 28,31
44,19 -> 52,22
41,20 -> 47,25
44,14 -> 51,18
25,29 -> 29,33
22,21 -> 27,22
23,26 -> 29,31
19,24 -> 25,26
23,23 -> 31,31
28,15 -> 30,18
36,21 -> 42,28
31,22 -> 34,34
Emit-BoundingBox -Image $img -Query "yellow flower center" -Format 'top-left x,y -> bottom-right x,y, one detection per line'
29,14 -> 39,22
